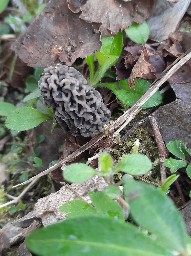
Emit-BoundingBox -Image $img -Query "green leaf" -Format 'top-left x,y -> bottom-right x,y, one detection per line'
85,54 -> 94,81
23,88 -> 41,102
0,24 -> 10,35
26,216 -> 170,256
0,102 -> 16,116
60,191 -> 124,221
63,163 -> 97,183
124,179 -> 188,253
101,79 -> 162,109
160,174 -> 179,193
93,53 -> 118,85
186,164 -> 191,179
33,157 -> 43,168
60,200 -> 97,218
90,33 -> 123,86
164,158 -> 187,173
125,22 -> 150,44
98,152 -> 113,173
89,191 -> 124,221
25,75 -> 38,93
34,68 -> 43,80
103,185 -> 122,199
166,140 -> 187,160
0,0 -> 10,13
100,32 -> 123,56
115,153 -> 152,175
5,107 -> 49,131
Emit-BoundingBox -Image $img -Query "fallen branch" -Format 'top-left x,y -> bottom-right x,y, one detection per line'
7,51 -> 191,191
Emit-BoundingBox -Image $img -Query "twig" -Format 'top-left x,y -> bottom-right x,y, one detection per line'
149,116 -> 168,183
11,51 -> 191,188
0,178 -> 37,209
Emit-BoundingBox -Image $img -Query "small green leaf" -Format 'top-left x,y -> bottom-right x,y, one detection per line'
99,152 -> 113,173
115,153 -> 152,175
60,200 -> 97,218
166,140 -> 187,160
90,191 -> 124,221
34,68 -> 43,80
160,174 -> 179,193
125,22 -> 150,44
63,163 -> 97,183
90,33 -> 123,86
26,216 -> 170,256
36,135 -> 45,144
0,102 -> 16,116
5,107 -> 49,131
33,157 -> 43,168
100,32 -> 123,56
164,158 -> 187,173
60,191 -> 124,221
101,79 -> 162,109
23,88 -> 41,102
25,75 -> 38,93
186,164 -> 191,179
0,0 -> 10,13
103,185 -> 122,199
85,54 -> 94,81
124,179 -> 188,253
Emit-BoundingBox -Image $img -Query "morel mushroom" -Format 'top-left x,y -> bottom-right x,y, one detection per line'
39,64 -> 111,137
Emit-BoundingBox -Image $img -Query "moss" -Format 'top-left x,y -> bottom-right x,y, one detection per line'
111,121 -> 161,185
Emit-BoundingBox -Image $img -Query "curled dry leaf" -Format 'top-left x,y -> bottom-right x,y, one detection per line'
11,0 -> 101,67
148,0 -> 191,41
128,46 -> 166,86
79,0 -> 154,35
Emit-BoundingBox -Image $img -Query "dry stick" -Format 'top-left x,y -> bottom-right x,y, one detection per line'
149,116 -> 168,183
11,51 -> 191,189
0,178 -> 37,208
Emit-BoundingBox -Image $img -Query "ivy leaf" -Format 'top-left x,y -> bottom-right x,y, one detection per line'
115,153 -> 152,175
164,158 -> 187,173
63,163 -> 97,183
125,22 -> 150,44
124,179 -> 188,253
0,102 -> 16,116
26,216 -> 170,256
101,79 -> 162,109
5,107 -> 50,131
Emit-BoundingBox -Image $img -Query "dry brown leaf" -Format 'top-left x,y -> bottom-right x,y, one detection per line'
128,47 -> 165,86
79,0 -> 154,35
11,0 -> 101,67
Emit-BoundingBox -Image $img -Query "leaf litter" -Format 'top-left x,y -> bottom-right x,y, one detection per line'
2,1 -> 191,254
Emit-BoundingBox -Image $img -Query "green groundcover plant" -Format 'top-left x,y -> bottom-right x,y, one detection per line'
26,152 -> 191,256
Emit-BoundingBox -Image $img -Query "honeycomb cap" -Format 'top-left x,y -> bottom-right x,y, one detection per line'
39,64 -> 111,137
